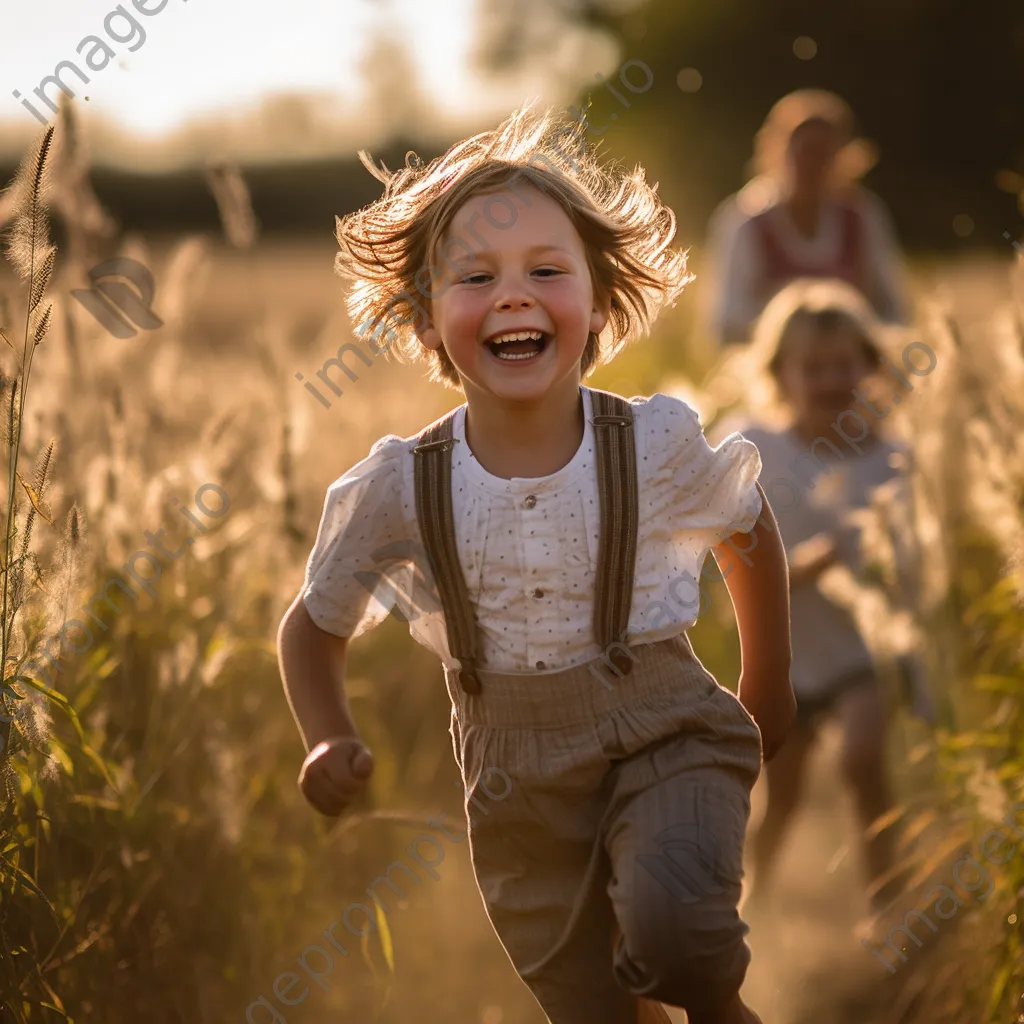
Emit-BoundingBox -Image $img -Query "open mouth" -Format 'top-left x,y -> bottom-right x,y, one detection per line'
485,330 -> 549,362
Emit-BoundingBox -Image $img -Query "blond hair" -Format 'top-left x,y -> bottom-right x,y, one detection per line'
754,277 -> 884,376
334,104 -> 691,388
724,278 -> 894,424
749,89 -> 878,193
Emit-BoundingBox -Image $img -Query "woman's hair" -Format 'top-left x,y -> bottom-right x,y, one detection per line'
748,89 -> 878,192
334,104 -> 691,388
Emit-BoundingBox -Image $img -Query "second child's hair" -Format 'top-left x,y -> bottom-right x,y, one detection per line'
729,278 -> 890,424
334,104 -> 691,388
754,277 -> 884,379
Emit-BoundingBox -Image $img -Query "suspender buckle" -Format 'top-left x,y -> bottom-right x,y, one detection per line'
460,671 -> 481,695
592,415 -> 632,427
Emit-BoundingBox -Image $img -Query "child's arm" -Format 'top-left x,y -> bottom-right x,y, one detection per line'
710,483 -> 796,761
278,593 -> 374,816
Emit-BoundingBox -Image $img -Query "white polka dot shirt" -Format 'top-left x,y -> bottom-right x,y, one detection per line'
303,389 -> 762,674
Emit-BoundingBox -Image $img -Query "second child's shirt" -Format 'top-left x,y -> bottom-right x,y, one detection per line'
742,423 -> 908,696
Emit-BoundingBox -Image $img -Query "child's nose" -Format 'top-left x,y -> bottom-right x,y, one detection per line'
495,293 -> 535,311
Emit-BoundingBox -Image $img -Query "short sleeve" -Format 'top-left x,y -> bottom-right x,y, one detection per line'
303,435 -> 418,638
713,215 -> 767,343
637,394 -> 763,545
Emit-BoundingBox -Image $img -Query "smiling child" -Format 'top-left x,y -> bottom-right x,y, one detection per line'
277,106 -> 796,1024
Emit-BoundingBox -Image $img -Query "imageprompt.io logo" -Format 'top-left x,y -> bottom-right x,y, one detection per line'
354,539 -> 444,624
71,258 -> 164,338
637,823 -> 730,905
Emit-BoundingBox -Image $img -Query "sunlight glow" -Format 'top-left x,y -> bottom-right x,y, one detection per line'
2,0 -> 392,134
0,0 -> 624,167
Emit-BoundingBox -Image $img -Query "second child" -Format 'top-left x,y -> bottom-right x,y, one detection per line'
739,278 -> 919,913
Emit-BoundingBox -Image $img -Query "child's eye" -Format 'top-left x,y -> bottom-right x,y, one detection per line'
460,273 -> 492,285
533,267 -> 564,277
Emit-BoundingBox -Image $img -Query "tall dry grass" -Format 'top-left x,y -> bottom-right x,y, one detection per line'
0,106 -> 1022,1023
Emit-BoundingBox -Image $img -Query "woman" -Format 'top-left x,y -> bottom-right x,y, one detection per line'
706,90 -> 909,347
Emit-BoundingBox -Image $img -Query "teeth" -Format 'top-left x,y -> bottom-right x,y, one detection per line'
490,331 -> 544,344
494,349 -> 539,361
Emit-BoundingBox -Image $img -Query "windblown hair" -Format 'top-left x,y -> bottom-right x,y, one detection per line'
333,104 -> 691,388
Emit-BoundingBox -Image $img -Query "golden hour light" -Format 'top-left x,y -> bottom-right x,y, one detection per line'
1,4 -> 1022,1024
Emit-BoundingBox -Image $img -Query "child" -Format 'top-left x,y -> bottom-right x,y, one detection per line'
277,106 -> 796,1024
736,278 -> 912,913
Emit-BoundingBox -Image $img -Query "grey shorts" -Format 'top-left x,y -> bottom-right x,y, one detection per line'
795,668 -> 879,728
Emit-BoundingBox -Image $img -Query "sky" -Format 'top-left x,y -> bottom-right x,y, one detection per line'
0,0 -> 622,167
4,0 -> 372,133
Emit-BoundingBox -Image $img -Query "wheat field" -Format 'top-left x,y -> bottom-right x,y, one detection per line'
1,115 -> 1023,1024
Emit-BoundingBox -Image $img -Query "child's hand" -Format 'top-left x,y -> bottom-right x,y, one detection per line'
738,670 -> 797,763
299,735 -> 374,817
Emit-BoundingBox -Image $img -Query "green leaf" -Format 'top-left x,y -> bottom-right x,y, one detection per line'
38,976 -> 73,1021
78,744 -> 119,795
984,960 -> 1011,1019
10,673 -> 72,714
47,742 -> 73,777
972,674 -> 1022,694
38,1003 -> 72,1021
360,924 -> 376,975
374,900 -> 395,975
8,672 -> 120,791
67,794 -> 120,811
10,863 -> 56,919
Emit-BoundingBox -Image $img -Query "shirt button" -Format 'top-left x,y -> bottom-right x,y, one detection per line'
533,588 -> 544,599
535,660 -> 546,670
524,495 -> 537,509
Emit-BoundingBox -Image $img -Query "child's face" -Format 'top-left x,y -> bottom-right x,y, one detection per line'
775,323 -> 875,429
419,185 -> 608,404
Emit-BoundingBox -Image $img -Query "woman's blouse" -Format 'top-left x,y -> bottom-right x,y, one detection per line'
709,189 -> 908,344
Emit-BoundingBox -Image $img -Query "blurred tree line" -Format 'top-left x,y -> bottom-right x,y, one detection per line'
2,0 -> 1021,250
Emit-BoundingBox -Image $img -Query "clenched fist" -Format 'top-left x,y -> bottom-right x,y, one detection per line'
298,735 -> 374,817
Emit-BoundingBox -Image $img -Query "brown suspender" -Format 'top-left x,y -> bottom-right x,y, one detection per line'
412,389 -> 639,695
412,415 -> 483,693
590,390 -> 640,675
